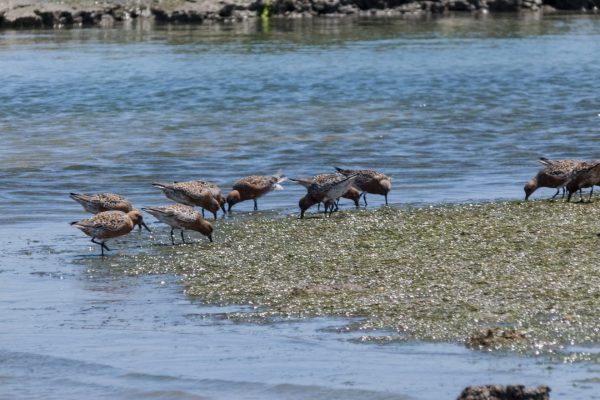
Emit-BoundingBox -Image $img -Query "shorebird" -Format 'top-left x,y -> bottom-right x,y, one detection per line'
69,192 -> 150,231
226,174 -> 286,212
290,173 -> 361,211
70,210 -> 144,256
152,181 -> 222,220
298,174 -> 358,218
174,180 -> 226,217
142,204 -> 213,245
566,161 -> 600,202
524,158 -> 594,201
334,167 -> 391,206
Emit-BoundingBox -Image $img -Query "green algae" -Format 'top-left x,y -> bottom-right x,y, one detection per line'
108,200 -> 600,356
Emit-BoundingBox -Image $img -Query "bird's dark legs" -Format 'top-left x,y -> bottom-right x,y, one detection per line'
91,238 -> 110,256
561,187 -> 566,199
551,188 -> 560,199
170,229 -> 175,245
253,198 -> 258,211
589,186 -> 594,202
213,211 -> 218,220
384,193 -> 388,205
363,193 -> 368,207
181,230 -> 186,244
201,208 -> 206,218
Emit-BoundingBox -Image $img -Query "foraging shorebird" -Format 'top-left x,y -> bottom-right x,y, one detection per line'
298,174 -> 358,218
334,167 -> 391,206
226,174 -> 286,212
70,210 -> 144,256
524,158 -> 595,201
152,181 -> 222,220
142,204 -> 213,245
176,180 -> 227,217
69,192 -> 150,231
290,173 -> 361,210
566,161 -> 600,202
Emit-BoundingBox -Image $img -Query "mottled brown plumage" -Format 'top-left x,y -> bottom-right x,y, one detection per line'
226,174 -> 286,211
69,192 -> 150,231
152,181 -> 222,220
566,162 -> 600,202
297,174 -> 358,218
524,158 -> 596,201
290,173 -> 361,210
70,210 -> 144,255
334,167 -> 391,206
142,204 -> 213,244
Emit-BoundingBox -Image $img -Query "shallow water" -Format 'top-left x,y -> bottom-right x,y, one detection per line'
2,14 -> 600,399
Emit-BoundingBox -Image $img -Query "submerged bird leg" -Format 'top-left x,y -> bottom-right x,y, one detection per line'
90,237 -> 109,255
181,230 -> 186,244
253,198 -> 258,211
170,228 -> 175,245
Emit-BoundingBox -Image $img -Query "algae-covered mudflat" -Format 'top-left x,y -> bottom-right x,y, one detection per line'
111,200 -> 600,358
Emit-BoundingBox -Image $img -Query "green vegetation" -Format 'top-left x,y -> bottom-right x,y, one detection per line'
106,200 -> 600,358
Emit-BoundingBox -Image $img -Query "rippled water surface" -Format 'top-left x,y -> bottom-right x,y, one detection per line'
2,14 -> 600,399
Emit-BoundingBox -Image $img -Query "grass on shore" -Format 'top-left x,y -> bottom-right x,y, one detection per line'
103,200 -> 600,358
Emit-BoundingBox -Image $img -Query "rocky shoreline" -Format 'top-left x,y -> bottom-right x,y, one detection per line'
0,0 -> 598,29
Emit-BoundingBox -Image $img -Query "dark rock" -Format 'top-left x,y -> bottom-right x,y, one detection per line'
72,6 -> 112,26
35,4 -> 76,27
487,0 -> 521,11
546,0 -> 595,10
457,385 -> 550,400
466,327 -> 528,349
3,5 -> 42,28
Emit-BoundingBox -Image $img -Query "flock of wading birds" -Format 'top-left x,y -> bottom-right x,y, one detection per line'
69,167 -> 392,255
70,157 -> 599,256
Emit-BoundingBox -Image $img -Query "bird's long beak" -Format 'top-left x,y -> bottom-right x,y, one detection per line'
140,222 -> 151,232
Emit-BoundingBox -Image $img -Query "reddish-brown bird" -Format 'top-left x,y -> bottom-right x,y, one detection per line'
70,210 -> 145,256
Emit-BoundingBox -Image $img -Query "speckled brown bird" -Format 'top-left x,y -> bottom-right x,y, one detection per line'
176,180 -> 227,217
152,181 -> 222,220
297,174 -> 358,218
142,204 -> 213,245
70,210 -> 144,255
226,174 -> 286,212
69,192 -> 150,231
334,167 -> 391,206
524,158 -> 595,201
565,161 -> 600,202
290,173 -> 361,210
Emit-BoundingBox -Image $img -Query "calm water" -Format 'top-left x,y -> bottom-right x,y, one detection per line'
2,14 -> 600,399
